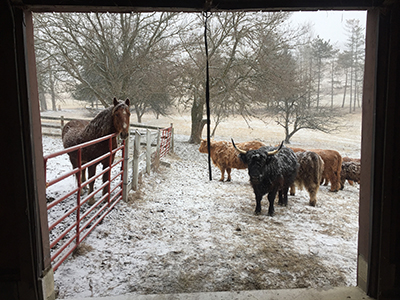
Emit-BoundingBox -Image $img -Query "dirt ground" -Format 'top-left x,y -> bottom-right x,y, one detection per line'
42,102 -> 362,298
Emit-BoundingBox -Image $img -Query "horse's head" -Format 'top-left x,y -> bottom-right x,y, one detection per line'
112,98 -> 131,140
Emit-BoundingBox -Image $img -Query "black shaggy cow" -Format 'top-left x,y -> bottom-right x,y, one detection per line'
232,140 -> 299,216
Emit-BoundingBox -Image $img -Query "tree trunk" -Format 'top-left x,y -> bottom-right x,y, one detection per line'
316,62 -> 321,108
50,87 -> 56,111
349,65 -> 353,113
331,62 -> 334,109
342,71 -> 348,108
135,106 -> 142,123
188,93 -> 206,144
39,91 -> 47,111
49,60 -> 57,111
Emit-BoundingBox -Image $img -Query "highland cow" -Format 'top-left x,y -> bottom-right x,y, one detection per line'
233,140 -> 299,216
199,139 -> 265,181
289,147 -> 343,192
290,151 -> 325,206
341,157 -> 361,186
340,160 -> 361,189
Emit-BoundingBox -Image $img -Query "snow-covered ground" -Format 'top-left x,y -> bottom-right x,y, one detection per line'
42,127 -> 360,299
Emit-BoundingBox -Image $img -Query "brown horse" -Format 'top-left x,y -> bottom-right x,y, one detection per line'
62,98 -> 131,205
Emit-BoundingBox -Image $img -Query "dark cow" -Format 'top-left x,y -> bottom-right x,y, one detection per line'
341,157 -> 361,186
290,151 -> 325,206
340,160 -> 361,189
233,140 -> 299,216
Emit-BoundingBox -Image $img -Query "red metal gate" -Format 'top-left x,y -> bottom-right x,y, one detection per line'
43,133 -> 126,271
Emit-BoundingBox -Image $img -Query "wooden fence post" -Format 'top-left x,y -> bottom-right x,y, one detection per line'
146,129 -> 151,174
122,130 -> 130,201
132,130 -> 141,191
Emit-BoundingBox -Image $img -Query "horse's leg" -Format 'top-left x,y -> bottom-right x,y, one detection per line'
102,160 -> 110,196
70,153 -> 86,195
87,164 -> 97,205
80,168 -> 87,195
102,153 -> 115,197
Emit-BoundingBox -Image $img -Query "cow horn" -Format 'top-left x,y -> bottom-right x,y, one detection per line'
267,141 -> 284,156
231,138 -> 246,154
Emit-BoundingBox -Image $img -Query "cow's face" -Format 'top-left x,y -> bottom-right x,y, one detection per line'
198,139 -> 208,153
233,139 -> 283,184
240,151 -> 269,184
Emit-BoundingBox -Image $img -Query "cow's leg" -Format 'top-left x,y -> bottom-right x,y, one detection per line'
219,167 -> 225,181
226,168 -> 232,182
279,187 -> 289,207
329,173 -> 339,192
278,190 -> 284,206
87,164 -> 96,205
289,184 -> 296,196
267,190 -> 277,216
340,178 -> 346,190
308,188 -> 318,206
254,191 -> 263,214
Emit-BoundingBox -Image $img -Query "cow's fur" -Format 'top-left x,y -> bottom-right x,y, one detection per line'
341,157 -> 361,186
340,160 -> 361,189
289,147 -> 343,192
199,139 -> 265,181
235,141 -> 299,216
290,151 -> 324,206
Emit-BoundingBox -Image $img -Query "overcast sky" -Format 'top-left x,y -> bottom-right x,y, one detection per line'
290,10 -> 367,49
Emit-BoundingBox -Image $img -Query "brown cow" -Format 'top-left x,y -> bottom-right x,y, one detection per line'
199,139 -> 265,181
289,147 -> 343,192
340,159 -> 361,189
290,151 -> 324,206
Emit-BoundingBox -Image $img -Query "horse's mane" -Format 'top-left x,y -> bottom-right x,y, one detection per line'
80,106 -> 116,142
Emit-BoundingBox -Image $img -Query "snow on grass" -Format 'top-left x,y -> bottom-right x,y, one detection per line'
42,134 -> 360,299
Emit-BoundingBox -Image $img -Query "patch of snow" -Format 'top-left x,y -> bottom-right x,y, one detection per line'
43,133 -> 360,298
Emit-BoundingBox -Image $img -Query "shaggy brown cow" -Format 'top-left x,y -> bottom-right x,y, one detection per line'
342,157 -> 361,186
340,160 -> 361,189
290,151 -> 324,206
289,147 -> 343,192
199,139 -> 265,181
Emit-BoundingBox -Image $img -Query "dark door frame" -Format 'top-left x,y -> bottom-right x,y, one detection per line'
2,1 -> 400,299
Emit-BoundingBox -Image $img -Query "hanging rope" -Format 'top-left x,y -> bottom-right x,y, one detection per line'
203,12 -> 212,181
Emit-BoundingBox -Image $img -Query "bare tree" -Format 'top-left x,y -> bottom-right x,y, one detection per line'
177,11 -> 303,144
34,20 -> 63,111
178,12 -> 255,143
336,51 -> 351,109
311,36 -> 335,108
34,12 -> 180,121
344,19 -> 365,112
328,49 -> 340,109
263,44 -> 343,143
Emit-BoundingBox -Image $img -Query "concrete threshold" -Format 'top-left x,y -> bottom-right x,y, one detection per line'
68,286 -> 374,300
